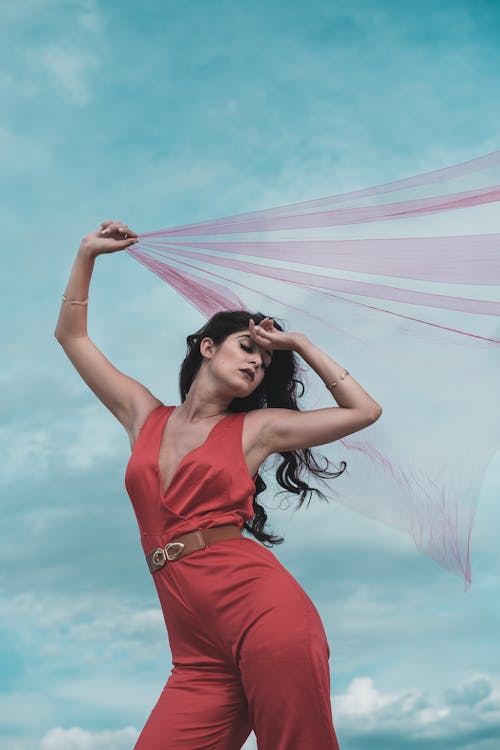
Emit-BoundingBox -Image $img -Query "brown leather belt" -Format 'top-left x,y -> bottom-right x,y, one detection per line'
145,524 -> 243,573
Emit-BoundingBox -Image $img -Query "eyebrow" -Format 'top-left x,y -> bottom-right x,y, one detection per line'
236,334 -> 273,363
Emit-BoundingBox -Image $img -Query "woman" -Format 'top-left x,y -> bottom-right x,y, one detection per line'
55,219 -> 383,750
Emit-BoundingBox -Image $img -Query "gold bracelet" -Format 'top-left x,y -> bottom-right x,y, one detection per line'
62,294 -> 89,306
326,370 -> 349,389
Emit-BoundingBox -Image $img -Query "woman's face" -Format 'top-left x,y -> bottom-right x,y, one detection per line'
201,329 -> 273,395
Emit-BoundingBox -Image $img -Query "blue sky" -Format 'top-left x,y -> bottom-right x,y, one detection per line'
1,1 -> 500,748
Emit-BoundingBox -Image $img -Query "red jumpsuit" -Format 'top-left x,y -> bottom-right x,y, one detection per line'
125,404 -> 341,750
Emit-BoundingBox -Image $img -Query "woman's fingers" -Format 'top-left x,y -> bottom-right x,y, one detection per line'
80,221 -> 139,257
123,225 -> 138,238
252,318 -> 275,338
84,220 -> 139,254
249,317 -> 298,352
249,321 -> 273,349
98,220 -> 138,239
256,317 -> 274,331
100,221 -> 124,235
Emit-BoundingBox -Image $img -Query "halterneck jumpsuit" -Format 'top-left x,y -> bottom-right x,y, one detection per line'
124,404 -> 341,750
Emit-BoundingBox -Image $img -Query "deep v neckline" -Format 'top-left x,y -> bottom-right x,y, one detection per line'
157,406 -> 232,498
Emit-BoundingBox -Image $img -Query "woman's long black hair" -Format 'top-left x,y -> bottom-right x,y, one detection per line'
179,310 -> 347,547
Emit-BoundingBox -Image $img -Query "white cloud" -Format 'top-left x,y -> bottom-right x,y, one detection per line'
0,402 -> 126,481
0,591 -> 169,677
78,13 -> 101,32
336,676 -> 402,716
0,591 -> 164,641
69,607 -> 165,643
40,726 -> 138,750
1,2 -> 102,105
39,44 -> 97,107
31,675 -> 500,749
334,674 -> 500,740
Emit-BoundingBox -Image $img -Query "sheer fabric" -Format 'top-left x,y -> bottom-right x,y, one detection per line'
125,151 -> 500,589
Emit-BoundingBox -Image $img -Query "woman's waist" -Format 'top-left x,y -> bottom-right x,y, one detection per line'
139,515 -> 247,554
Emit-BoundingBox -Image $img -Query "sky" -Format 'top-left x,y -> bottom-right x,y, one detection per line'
1,0 -> 500,748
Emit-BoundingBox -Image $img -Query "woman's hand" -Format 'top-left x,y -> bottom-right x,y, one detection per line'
249,317 -> 307,353
79,220 -> 139,258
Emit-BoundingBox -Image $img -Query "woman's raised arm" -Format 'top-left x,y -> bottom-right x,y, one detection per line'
54,221 -> 162,445
248,318 -> 383,455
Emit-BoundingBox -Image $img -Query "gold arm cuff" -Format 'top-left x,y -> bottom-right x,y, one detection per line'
326,370 -> 349,389
62,294 -> 89,306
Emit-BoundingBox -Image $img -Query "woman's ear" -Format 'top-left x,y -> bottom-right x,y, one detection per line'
199,336 -> 216,359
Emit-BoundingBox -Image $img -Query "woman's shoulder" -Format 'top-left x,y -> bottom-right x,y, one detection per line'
136,397 -> 166,424
239,407 -> 276,444
241,406 -> 289,423
128,397 -> 166,450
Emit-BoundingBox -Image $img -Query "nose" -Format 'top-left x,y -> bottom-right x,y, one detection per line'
250,354 -> 264,366
245,347 -> 266,370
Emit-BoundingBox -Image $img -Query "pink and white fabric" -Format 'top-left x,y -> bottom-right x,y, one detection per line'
125,150 -> 500,590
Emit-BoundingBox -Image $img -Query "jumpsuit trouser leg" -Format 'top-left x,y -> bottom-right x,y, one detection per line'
134,538 -> 341,749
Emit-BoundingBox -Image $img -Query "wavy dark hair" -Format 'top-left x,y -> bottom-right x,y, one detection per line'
179,310 -> 347,547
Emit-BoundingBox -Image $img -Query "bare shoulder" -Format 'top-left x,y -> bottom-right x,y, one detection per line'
254,405 -> 381,455
240,408 -> 275,477
127,395 -> 165,451
242,408 -> 272,444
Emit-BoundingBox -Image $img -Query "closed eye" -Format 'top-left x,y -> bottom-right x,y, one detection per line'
240,343 -> 270,370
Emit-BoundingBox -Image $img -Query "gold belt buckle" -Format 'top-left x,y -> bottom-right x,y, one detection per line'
151,541 -> 185,567
165,541 -> 185,561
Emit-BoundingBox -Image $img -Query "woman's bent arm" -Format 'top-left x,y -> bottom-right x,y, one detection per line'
297,335 -> 382,415
260,334 -> 382,455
